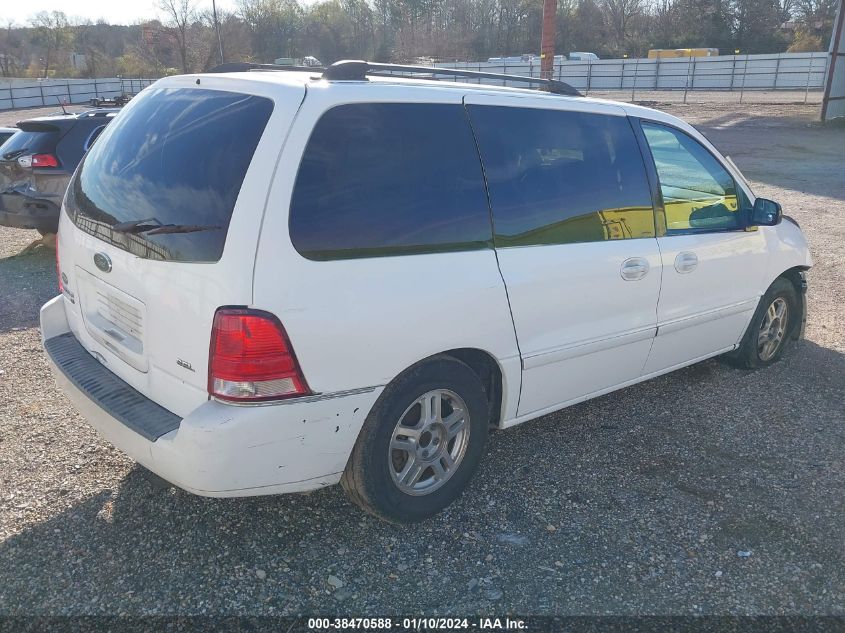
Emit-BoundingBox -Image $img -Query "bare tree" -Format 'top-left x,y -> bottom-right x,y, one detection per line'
30,11 -> 71,77
159,0 -> 196,73
599,0 -> 645,50
238,0 -> 303,62
75,21 -> 121,77
0,21 -> 24,77
794,0 -> 838,22
0,0 -> 824,81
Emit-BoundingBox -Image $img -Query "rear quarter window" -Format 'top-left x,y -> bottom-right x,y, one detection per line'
67,87 -> 273,262
289,102 -> 492,260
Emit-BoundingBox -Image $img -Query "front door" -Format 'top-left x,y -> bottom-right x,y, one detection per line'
636,120 -> 769,374
465,95 -> 662,417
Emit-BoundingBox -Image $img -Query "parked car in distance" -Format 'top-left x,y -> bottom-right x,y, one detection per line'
274,56 -> 323,67
568,52 -> 599,61
0,109 -> 118,235
42,63 -> 811,523
487,54 -> 567,63
0,127 -> 17,147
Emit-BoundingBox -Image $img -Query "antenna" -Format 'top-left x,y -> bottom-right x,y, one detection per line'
58,98 -> 68,115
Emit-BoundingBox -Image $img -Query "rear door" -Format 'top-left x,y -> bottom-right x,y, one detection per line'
465,94 -> 662,417
57,76 -> 304,417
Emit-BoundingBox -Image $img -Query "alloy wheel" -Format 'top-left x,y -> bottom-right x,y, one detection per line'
388,389 -> 471,496
758,297 -> 789,361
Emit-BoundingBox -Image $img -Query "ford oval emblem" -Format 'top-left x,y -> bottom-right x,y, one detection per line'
93,252 -> 112,273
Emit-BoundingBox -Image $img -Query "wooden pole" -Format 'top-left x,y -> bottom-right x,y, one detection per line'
540,0 -> 557,80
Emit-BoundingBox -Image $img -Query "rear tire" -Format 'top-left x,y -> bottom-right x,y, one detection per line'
341,355 -> 490,523
725,277 -> 798,369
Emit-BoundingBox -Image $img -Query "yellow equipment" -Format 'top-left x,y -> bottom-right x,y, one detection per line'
647,48 -> 719,59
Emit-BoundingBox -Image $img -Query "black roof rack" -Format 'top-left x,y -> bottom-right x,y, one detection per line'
209,62 -> 323,74
322,60 -> 582,96
207,59 -> 582,97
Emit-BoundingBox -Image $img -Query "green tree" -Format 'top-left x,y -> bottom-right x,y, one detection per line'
159,0 -> 196,73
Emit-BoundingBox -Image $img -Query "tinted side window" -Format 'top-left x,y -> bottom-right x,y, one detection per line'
641,122 -> 748,233
289,103 -> 491,260
467,105 -> 655,246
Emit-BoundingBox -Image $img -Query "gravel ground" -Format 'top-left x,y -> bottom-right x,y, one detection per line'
0,102 -> 842,617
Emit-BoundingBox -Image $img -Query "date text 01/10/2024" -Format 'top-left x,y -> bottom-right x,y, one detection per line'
306,617 -> 528,630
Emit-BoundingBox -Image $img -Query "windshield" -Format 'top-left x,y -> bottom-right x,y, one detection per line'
66,87 -> 273,262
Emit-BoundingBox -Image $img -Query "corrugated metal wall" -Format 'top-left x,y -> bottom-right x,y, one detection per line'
435,52 -> 829,94
0,78 -> 157,111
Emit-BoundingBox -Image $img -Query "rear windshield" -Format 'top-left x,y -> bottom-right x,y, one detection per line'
0,128 -> 60,158
66,87 -> 273,262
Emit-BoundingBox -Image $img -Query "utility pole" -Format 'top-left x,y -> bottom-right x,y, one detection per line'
212,0 -> 225,65
540,0 -> 557,80
821,0 -> 845,120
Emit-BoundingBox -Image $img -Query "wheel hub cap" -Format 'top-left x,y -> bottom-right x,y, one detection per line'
388,389 -> 470,496
757,297 -> 789,361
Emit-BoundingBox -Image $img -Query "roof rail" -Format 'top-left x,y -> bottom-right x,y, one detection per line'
322,60 -> 582,96
208,62 -> 324,74
78,108 -> 121,117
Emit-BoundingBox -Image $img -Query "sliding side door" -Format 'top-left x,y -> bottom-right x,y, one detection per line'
465,95 -> 661,418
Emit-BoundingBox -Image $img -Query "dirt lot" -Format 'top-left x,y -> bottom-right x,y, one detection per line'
0,101 -> 842,618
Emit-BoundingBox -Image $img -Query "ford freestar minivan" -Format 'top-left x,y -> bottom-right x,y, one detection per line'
41,62 -> 811,522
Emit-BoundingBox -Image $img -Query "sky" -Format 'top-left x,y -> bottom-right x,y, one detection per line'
5,0 -> 240,26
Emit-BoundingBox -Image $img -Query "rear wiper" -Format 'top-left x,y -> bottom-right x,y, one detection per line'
111,218 -> 220,235
141,224 -> 221,235
2,149 -> 28,160
112,217 -> 162,233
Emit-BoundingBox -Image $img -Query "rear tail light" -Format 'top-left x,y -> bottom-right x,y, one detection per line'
31,153 -> 60,168
208,308 -> 310,402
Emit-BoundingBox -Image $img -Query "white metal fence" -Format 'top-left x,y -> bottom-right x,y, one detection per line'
435,52 -> 829,100
0,53 -> 831,111
0,77 -> 157,111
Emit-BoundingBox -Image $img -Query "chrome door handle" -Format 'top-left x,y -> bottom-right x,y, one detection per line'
674,251 -> 699,274
621,257 -> 650,281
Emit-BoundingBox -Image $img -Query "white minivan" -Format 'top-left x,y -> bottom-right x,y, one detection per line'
41,62 -> 811,522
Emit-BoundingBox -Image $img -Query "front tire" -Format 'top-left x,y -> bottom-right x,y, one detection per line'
727,277 -> 799,369
341,355 -> 490,523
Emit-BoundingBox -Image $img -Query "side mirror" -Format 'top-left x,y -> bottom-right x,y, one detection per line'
750,198 -> 782,226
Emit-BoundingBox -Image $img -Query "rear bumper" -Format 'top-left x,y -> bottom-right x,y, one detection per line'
0,193 -> 60,233
40,296 -> 381,497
